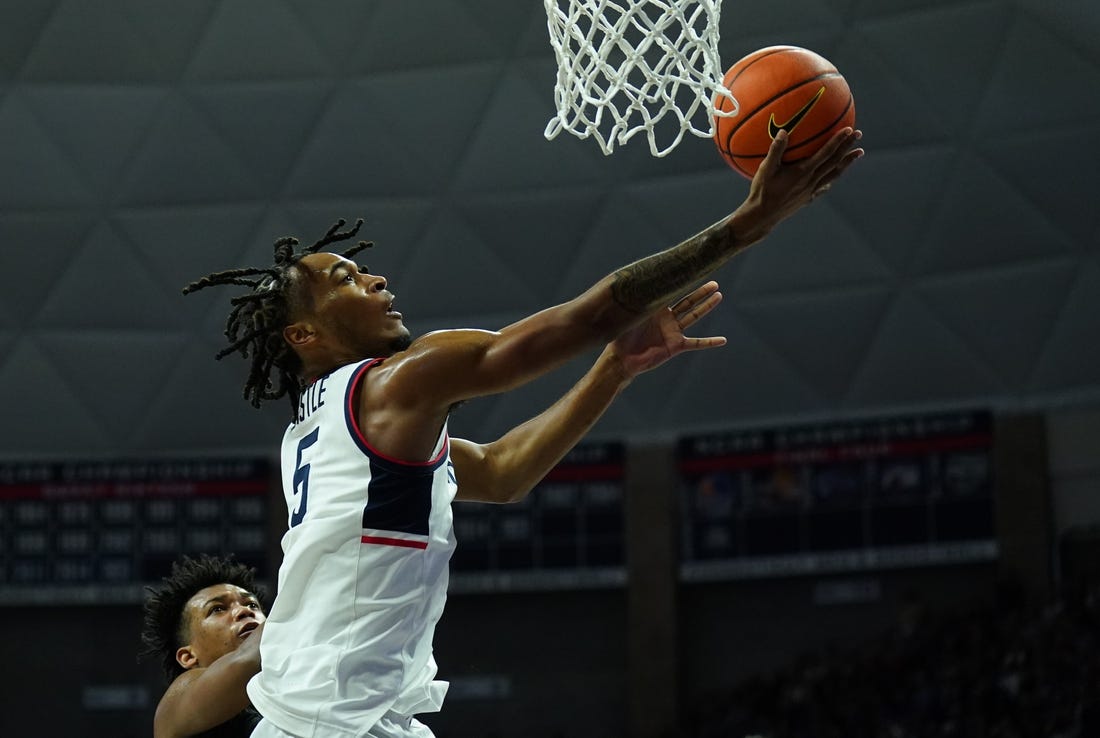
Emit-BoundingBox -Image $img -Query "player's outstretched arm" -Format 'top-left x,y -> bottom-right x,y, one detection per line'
383,129 -> 861,412
452,282 -> 725,503
152,622 -> 264,738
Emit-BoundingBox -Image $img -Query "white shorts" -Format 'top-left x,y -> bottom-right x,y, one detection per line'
251,712 -> 436,738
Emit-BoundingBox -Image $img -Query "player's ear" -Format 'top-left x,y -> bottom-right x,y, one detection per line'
283,321 -> 316,348
176,645 -> 199,671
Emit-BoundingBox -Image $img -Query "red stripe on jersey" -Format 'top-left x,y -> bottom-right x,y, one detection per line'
361,535 -> 428,549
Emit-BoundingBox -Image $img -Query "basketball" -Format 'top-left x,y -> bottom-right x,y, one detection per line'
713,46 -> 856,179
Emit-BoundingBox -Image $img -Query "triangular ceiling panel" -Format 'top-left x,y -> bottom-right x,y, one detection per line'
0,339 -> 111,456
114,95 -> 260,206
458,0 -> 547,56
737,286 -> 893,398
623,171 -> 745,253
977,125 -> 1100,246
828,28 -> 950,149
22,1 -> 217,83
912,151 -> 1075,275
345,0 -> 503,73
1013,0 -> 1100,62
851,0 -> 986,17
33,221 -> 180,331
973,9 -> 1100,136
184,0 -> 330,82
282,0 -> 382,69
287,65 -> 499,198
0,211 -> 98,323
731,201 -> 892,298
36,330 -> 190,444
22,86 -> 166,200
397,205 -> 544,321
112,203 -> 268,298
825,145 -> 954,273
131,339 -> 288,454
846,292 -> 1003,406
0,0 -> 58,81
1030,255 -> 1100,393
659,313 -> 825,426
188,82 -> 334,192
0,93 -> 92,208
457,187 -> 606,305
0,1 -> 1098,461
848,1 -> 1012,131
454,61 -> 608,192
513,2 -> 561,59
551,190 -> 677,302
914,259 -> 1079,387
720,1 -> 845,40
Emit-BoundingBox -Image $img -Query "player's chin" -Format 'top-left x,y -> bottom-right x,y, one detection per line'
390,332 -> 413,353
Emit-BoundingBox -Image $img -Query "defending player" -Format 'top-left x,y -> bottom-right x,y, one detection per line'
140,554 -> 267,738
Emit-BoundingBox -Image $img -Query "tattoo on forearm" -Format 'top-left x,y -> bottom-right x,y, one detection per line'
610,222 -> 735,313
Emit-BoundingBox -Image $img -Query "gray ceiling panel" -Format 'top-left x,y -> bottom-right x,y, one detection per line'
33,221 -> 183,331
0,339 -> 113,456
188,82 -> 335,189
345,0 -> 502,72
0,0 -> 1097,458
977,126 -> 1100,247
0,93 -> 92,208
913,151 -> 1075,274
36,330 -> 190,443
913,260 -> 1079,386
661,314 -> 826,425
22,1 -> 217,83
976,12 -> 1100,135
186,0 -> 330,82
730,204 -> 892,298
0,0 -> 57,81
22,86 -> 167,200
849,289 -> 1007,405
1030,254 -> 1100,392
737,286 -> 893,398
0,211 -> 97,323
115,96 -> 261,205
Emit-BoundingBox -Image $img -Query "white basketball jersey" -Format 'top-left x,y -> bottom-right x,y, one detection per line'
247,358 -> 457,737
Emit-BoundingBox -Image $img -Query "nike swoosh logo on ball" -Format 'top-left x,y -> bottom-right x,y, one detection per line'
767,86 -> 826,139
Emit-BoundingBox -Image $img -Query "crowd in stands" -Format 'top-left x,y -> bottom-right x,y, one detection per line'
690,580 -> 1100,738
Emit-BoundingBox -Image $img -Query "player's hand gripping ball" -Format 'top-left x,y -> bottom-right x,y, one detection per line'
714,45 -> 856,179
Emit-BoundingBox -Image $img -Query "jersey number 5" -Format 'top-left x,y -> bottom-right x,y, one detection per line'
291,428 -> 320,527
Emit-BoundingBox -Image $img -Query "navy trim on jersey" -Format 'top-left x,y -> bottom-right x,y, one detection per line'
342,358 -> 449,472
341,358 -> 449,549
362,458 -> 432,537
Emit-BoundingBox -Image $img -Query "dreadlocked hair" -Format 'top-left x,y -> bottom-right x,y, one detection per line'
183,218 -> 373,415
139,553 -> 267,681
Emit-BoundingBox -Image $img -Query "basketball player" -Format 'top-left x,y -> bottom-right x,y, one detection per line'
184,128 -> 863,737
140,554 -> 267,738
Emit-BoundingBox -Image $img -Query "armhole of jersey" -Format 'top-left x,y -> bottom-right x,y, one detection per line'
343,358 -> 449,472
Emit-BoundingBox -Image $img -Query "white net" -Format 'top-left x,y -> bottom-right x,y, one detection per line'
544,0 -> 737,157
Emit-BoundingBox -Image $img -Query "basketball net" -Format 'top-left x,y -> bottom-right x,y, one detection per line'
544,0 -> 737,157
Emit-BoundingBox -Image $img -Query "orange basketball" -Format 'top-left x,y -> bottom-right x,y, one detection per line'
713,46 -> 856,180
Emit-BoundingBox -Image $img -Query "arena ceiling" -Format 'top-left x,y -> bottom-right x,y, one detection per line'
0,0 -> 1097,458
